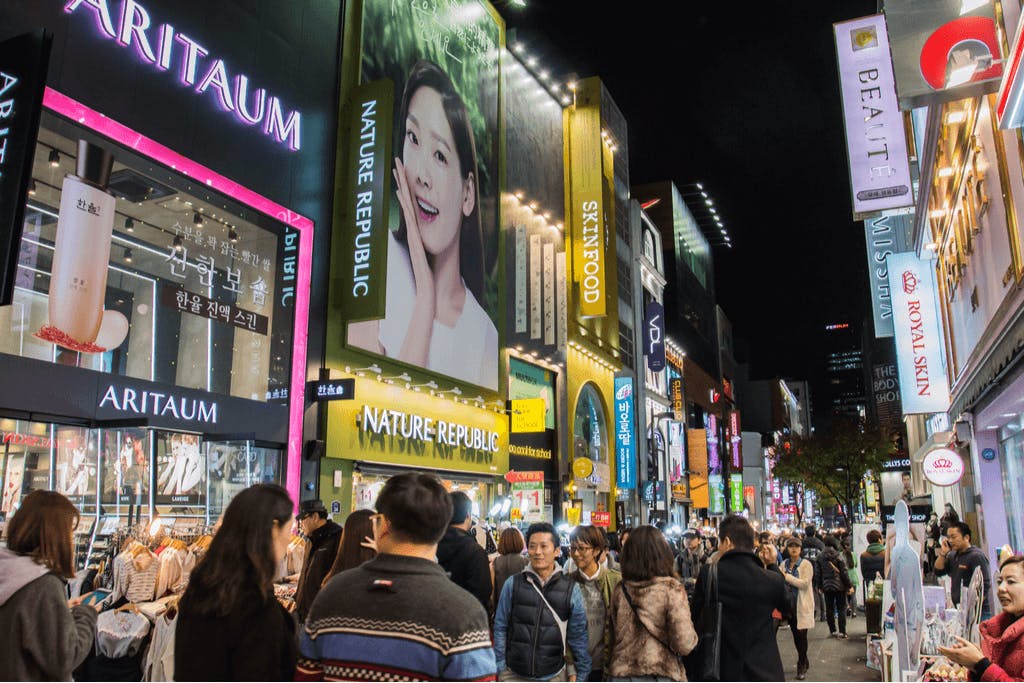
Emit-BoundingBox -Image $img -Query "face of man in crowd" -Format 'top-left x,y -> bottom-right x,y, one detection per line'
528,532 -> 558,575
686,536 -> 701,552
946,527 -> 969,552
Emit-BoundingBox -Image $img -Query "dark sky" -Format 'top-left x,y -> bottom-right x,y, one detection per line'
506,1 -> 878,384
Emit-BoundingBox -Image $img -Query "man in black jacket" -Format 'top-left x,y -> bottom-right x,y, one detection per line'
691,515 -> 789,682
436,491 -> 492,610
802,525 -> 827,621
935,521 -> 993,620
294,499 -> 342,622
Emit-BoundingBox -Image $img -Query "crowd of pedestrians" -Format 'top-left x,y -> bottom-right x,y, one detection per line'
2,478 -> 1023,682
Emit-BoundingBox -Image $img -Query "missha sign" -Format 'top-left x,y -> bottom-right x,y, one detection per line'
64,0 -> 302,151
922,447 -> 964,486
887,252 -> 950,414
834,15 -> 914,219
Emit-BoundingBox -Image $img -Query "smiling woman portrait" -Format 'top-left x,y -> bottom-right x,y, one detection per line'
347,60 -> 498,390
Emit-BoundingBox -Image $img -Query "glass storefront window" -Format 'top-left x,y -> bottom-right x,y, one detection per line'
998,423 -> 1024,554
1,118 -> 297,402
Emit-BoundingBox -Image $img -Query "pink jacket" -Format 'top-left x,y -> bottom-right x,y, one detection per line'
978,612 -> 1024,682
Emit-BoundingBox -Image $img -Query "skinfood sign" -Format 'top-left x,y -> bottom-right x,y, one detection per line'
567,101 -> 606,318
887,252 -> 950,415
328,378 -> 508,474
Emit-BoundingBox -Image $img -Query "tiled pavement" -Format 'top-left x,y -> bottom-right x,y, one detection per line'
776,612 -> 880,682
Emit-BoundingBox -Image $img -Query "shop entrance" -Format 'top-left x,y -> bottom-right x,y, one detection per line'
0,416 -> 282,568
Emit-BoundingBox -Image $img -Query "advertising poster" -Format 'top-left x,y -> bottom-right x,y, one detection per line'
208,443 -> 258,511
1,455 -> 25,514
687,428 -> 709,508
154,433 -> 205,506
345,0 -> 502,391
709,474 -> 725,515
54,427 -> 96,506
730,472 -> 744,512
101,429 -> 149,505
508,359 -> 557,467
613,377 -> 636,490
668,421 -> 685,483
512,475 -> 544,524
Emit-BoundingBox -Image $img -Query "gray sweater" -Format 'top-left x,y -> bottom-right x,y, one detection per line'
0,548 -> 98,681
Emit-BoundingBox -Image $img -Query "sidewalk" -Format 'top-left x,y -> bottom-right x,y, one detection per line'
776,612 -> 878,682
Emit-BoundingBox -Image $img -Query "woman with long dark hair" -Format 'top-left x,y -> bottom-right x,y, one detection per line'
175,484 -> 297,681
322,508 -> 377,585
608,525 -> 697,681
0,490 -> 98,680
348,59 -> 498,389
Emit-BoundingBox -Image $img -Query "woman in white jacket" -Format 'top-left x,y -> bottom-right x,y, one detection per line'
780,537 -> 815,680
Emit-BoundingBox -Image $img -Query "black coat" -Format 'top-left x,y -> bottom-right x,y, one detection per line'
820,548 -> 852,593
690,551 -> 788,682
437,526 -> 493,610
175,589 -> 297,681
295,520 -> 343,621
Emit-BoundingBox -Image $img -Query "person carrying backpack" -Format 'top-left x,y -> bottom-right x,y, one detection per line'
820,538 -> 853,639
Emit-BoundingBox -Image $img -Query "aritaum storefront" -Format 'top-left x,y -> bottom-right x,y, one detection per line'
0,0 -> 340,540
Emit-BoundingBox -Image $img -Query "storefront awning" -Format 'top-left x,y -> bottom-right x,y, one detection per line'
910,430 -> 954,464
949,305 -> 1024,420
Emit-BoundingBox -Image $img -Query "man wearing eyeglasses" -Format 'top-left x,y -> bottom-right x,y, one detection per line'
297,473 -> 496,682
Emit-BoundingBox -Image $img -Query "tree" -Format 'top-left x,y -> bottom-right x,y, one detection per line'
771,417 -> 891,523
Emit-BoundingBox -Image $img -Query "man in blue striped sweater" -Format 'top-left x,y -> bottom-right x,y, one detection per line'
297,472 -> 497,682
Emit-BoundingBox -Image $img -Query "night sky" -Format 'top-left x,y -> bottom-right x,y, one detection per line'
506,1 -> 879,388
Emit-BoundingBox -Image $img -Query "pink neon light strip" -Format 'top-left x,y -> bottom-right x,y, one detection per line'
42,87 -> 313,509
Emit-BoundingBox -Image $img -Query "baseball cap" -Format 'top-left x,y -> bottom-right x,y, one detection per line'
297,499 -> 327,519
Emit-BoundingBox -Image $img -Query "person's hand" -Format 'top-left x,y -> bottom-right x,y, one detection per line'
848,587 -> 856,595
393,158 -> 435,311
361,535 -> 378,552
937,636 -> 984,668
940,538 -> 950,556
67,596 -> 84,608
568,676 -> 576,682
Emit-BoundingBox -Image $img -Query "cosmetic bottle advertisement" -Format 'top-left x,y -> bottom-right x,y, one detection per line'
36,140 -> 130,353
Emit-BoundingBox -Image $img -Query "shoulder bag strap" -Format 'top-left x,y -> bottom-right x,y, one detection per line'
620,583 -> 681,657
526,575 -> 567,651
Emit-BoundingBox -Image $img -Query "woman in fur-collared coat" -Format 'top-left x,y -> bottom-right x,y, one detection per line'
608,526 -> 698,682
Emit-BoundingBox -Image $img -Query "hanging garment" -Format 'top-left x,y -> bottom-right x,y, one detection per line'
142,611 -> 177,682
96,611 -> 151,659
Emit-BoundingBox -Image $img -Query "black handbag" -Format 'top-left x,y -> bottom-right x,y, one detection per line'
696,562 -> 722,682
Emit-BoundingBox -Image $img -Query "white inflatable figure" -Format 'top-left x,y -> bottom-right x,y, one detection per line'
891,500 -> 924,680
961,566 -> 984,644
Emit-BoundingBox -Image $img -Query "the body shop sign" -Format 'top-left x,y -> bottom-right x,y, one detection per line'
922,447 -> 964,486
834,15 -> 914,218
614,377 -> 637,490
887,253 -> 950,414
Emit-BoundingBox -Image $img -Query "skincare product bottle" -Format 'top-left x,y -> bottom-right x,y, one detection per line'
45,140 -> 116,350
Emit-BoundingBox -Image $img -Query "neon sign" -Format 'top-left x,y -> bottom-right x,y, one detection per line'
64,0 -> 302,151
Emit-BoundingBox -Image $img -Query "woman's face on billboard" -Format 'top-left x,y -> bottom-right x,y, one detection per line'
402,86 -> 474,257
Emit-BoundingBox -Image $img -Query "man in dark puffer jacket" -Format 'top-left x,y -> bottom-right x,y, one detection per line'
820,538 -> 853,638
493,522 -> 591,681
437,491 -> 493,610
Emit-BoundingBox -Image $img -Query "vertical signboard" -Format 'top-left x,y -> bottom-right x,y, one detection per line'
687,428 -> 709,508
0,31 -> 52,305
670,377 -> 684,421
728,411 -> 742,469
567,101 -> 606,318
864,213 -> 915,337
339,79 -> 393,321
884,0 -> 1003,109
887,252 -> 950,414
834,15 -> 914,218
709,474 -> 725,515
730,473 -> 744,512
614,377 -> 636,490
644,300 -> 666,372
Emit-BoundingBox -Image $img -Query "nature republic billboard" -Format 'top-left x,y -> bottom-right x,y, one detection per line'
340,0 -> 503,391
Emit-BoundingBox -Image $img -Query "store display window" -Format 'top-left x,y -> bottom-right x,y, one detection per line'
1,117 -> 297,403
998,422 -> 1024,554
